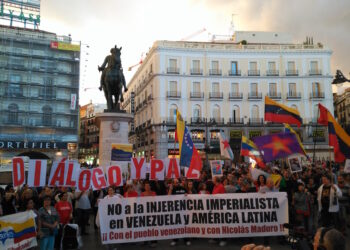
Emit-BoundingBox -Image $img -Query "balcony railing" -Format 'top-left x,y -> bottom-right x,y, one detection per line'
209,92 -> 223,99
248,118 -> 264,125
228,70 -> 241,76
210,118 -> 224,124
248,70 -> 260,76
310,92 -> 325,99
287,92 -> 301,99
190,92 -> 204,99
190,68 -> 203,75
266,70 -> 279,76
286,70 -> 298,76
228,118 -> 244,124
309,69 -> 322,76
167,91 -> 181,98
166,117 -> 176,125
167,67 -> 179,74
209,69 -> 222,75
147,94 -> 153,101
191,117 -> 204,124
267,92 -> 281,99
228,92 -> 243,99
248,92 -> 262,99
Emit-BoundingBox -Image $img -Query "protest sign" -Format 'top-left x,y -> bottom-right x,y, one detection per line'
98,193 -> 288,244
344,159 -> 350,173
0,211 -> 37,250
288,155 -> 302,173
210,160 -> 223,177
27,160 -> 47,187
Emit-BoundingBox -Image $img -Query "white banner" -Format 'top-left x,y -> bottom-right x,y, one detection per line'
98,193 -> 288,244
0,211 -> 37,250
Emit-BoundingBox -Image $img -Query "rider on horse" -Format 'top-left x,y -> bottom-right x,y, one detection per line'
98,46 -> 128,93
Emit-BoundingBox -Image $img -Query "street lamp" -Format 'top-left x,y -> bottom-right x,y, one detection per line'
332,70 -> 350,85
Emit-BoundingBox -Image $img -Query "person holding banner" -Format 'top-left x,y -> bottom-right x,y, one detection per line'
39,195 -> 60,250
75,190 -> 91,235
55,192 -> 73,225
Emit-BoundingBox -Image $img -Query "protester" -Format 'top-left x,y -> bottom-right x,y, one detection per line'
55,192 -> 73,225
293,182 -> 310,232
75,189 -> 91,235
38,195 -> 59,250
313,227 -> 346,250
317,174 -> 342,227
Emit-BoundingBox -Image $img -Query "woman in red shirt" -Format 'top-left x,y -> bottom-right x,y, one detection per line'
124,184 -> 138,198
212,177 -> 226,194
54,192 -> 72,225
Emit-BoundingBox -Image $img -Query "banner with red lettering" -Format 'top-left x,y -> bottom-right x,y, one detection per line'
12,157 -> 204,189
98,193 -> 288,244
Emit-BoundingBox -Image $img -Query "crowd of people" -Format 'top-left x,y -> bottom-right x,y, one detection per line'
0,160 -> 348,250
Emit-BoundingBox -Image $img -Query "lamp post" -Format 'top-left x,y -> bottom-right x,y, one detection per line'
332,70 -> 350,85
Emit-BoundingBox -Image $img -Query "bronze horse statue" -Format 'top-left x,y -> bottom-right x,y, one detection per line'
98,45 -> 128,111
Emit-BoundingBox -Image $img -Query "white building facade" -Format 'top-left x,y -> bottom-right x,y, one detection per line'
123,33 -> 333,162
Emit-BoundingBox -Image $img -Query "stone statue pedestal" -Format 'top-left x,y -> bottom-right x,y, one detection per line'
95,112 -> 133,169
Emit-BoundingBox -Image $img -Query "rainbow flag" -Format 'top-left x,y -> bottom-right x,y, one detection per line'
284,123 -> 308,157
241,136 -> 266,168
176,110 -> 202,172
265,96 -> 302,127
318,103 -> 350,162
0,211 -> 37,249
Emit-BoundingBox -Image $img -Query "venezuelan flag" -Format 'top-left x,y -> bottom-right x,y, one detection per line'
176,110 -> 202,172
318,103 -> 350,162
0,211 -> 37,244
265,96 -> 302,127
284,123 -> 308,157
241,136 -> 266,168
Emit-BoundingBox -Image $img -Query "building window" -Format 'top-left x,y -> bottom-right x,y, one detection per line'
42,105 -> 53,126
8,103 -> 19,124
312,82 -> 321,96
269,83 -> 277,96
231,83 -> 239,93
212,105 -> 221,121
232,105 -> 240,122
169,104 -> 177,122
310,61 -> 318,71
192,60 -> 200,70
168,59 -> 178,73
193,82 -> 201,92
251,105 -> 259,119
10,74 -> 21,83
211,60 -> 219,70
289,83 -> 297,95
249,61 -> 257,70
169,81 -> 177,92
8,84 -> 22,97
231,61 -> 238,73
268,62 -> 276,70
250,83 -> 258,95
193,105 -> 201,120
288,61 -> 295,71
212,82 -> 220,93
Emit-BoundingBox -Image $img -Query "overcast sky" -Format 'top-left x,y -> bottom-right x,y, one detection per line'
38,0 -> 350,104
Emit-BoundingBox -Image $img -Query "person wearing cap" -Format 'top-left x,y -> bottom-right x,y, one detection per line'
38,195 -> 60,250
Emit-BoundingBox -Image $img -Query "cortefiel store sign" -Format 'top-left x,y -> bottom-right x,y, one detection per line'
0,141 -> 68,150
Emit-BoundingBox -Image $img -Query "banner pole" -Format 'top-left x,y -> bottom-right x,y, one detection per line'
312,104 -> 320,164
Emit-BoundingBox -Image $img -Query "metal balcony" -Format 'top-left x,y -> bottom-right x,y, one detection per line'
309,69 -> 322,76
167,67 -> 179,74
228,70 -> 241,76
228,92 -> 243,100
209,92 -> 223,99
210,117 -> 224,124
190,68 -> 203,75
310,92 -> 325,99
191,117 -> 204,124
266,70 -> 279,76
267,92 -> 281,99
286,70 -> 299,76
287,92 -> 302,99
248,92 -> 262,99
248,70 -> 260,76
248,118 -> 264,125
190,92 -> 204,99
209,69 -> 222,76
167,91 -> 181,98
228,118 -> 244,124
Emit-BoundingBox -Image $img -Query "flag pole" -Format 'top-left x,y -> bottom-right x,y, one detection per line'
312,104 -> 320,164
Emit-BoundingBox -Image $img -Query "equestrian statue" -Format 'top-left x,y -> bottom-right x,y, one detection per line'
98,45 -> 128,111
